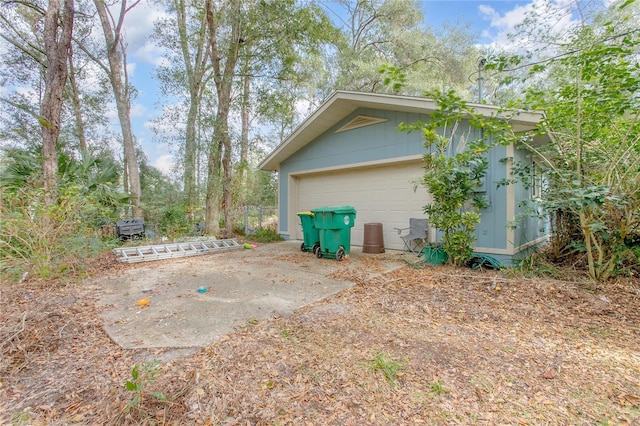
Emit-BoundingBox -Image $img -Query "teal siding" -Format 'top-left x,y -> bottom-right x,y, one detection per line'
280,108 -> 432,233
476,144 -> 508,250
277,106 -> 545,259
430,138 -> 508,251
278,179 -> 289,232
282,108 -> 428,173
513,146 -> 547,249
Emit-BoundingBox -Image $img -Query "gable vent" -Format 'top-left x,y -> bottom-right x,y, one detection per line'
335,115 -> 388,133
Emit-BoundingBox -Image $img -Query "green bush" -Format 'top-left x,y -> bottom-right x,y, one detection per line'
156,204 -> 192,239
0,186 -> 116,283
246,225 -> 283,243
399,90 -> 514,266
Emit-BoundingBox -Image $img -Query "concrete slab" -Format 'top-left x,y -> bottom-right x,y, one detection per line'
96,241 -> 406,351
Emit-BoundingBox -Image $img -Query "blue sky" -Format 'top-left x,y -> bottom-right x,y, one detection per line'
420,0 -> 532,42
121,1 -> 559,174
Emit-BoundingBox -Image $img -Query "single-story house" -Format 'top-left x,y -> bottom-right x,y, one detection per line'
258,90 -> 549,265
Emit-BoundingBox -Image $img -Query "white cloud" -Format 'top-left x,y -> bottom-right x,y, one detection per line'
102,101 -> 146,127
134,42 -> 167,67
139,138 -> 176,176
81,61 -> 105,88
126,62 -> 137,78
477,2 -> 533,47
130,102 -> 147,118
15,86 -> 34,97
120,2 -> 169,66
121,4 -> 158,49
295,98 -> 312,118
478,0 -> 581,50
105,104 -> 118,122
145,117 -> 184,138
153,154 -> 175,175
490,3 -> 531,30
478,4 -> 499,21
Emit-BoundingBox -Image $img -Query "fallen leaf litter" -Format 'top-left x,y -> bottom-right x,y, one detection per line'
1,251 -> 639,425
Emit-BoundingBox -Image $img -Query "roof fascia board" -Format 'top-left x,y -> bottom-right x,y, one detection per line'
258,91 -> 345,171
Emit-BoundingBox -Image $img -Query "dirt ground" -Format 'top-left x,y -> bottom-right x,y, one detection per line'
1,241 -> 639,425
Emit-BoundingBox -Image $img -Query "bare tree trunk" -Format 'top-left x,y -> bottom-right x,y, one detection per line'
204,138 -> 221,235
239,55 -> 251,207
219,106 -> 233,236
94,0 -> 143,219
122,145 -> 130,217
67,44 -> 87,159
205,0 -> 241,236
176,0 -> 210,222
184,95 -> 199,221
41,0 -> 74,205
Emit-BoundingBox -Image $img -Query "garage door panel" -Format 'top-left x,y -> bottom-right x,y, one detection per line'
293,162 -> 428,251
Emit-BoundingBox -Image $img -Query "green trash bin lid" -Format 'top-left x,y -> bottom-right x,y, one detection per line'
311,206 -> 356,214
311,206 -> 356,228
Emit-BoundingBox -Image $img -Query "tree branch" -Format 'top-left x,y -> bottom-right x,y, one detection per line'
72,35 -> 110,75
0,33 -> 46,67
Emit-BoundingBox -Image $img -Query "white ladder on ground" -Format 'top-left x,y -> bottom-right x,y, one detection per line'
112,239 -> 243,263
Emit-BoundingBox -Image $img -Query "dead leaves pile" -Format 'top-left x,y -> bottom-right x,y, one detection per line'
2,256 -> 640,425
171,264 -> 639,425
172,259 -> 640,425
0,279 -> 187,425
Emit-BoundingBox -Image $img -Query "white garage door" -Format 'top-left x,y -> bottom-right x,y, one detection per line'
291,161 -> 430,251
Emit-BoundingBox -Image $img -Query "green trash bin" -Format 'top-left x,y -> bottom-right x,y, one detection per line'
311,206 -> 356,261
297,211 -> 320,254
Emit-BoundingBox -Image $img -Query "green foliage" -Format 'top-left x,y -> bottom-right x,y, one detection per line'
399,90 -> 517,265
157,204 -> 192,239
0,147 -> 41,189
378,64 -> 406,93
138,156 -> 193,238
58,152 -> 129,224
619,243 -> 640,278
0,185 -> 120,282
511,251 -> 565,280
247,170 -> 277,207
365,352 -> 404,386
0,147 -> 129,282
494,16 -> 640,281
246,224 -> 283,243
10,408 -> 36,425
1,147 -> 127,223
125,360 -> 167,411
280,327 -> 293,338
331,0 -> 482,98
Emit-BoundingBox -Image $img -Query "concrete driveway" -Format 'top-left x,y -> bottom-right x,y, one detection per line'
96,241 -> 405,353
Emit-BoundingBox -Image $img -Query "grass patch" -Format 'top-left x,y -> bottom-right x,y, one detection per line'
365,352 -> 404,386
428,379 -> 449,396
